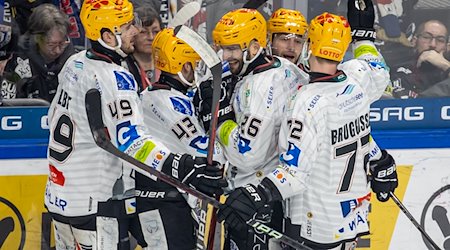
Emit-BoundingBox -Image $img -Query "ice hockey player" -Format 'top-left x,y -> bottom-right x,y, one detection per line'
217,0 -> 398,249
45,0 -> 225,249
136,28 -> 227,250
195,8 -> 309,250
267,8 -> 308,65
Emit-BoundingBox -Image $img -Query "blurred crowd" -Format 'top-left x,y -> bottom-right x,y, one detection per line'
0,0 -> 449,104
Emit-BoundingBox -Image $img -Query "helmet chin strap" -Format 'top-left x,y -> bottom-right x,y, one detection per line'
298,40 -> 311,69
98,34 -> 128,58
238,46 -> 264,76
177,71 -> 195,87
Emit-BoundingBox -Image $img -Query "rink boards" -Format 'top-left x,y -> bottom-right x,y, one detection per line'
1,98 -> 450,250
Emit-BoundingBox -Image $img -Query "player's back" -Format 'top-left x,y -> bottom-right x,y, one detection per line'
45,51 -> 137,217
282,69 -> 377,246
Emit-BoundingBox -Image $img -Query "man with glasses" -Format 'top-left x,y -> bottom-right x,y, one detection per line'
3,4 -> 75,102
391,19 -> 450,98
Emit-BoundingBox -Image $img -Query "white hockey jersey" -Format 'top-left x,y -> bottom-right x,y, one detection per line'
266,42 -> 390,246
141,86 -> 225,163
45,50 -> 171,217
217,56 -> 309,188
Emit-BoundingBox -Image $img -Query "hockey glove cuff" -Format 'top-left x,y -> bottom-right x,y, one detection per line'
162,153 -> 228,196
347,0 -> 377,42
369,150 -> 398,202
193,77 -> 235,132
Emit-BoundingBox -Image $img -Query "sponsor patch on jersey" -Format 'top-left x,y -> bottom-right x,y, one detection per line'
116,120 -> 140,152
49,164 -> 65,186
114,70 -> 136,91
271,169 -> 287,184
170,96 -> 193,116
336,84 -> 356,97
135,141 -> 156,162
125,197 -> 136,215
279,142 -> 301,167
150,150 -> 167,169
340,193 -> 371,217
45,186 -> 68,211
237,136 -> 251,154
266,86 -> 274,108
63,67 -> 79,85
189,135 -> 208,155
74,60 -> 83,69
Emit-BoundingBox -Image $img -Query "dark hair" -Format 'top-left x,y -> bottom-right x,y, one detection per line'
415,19 -> 448,38
135,6 -> 162,28
28,4 -> 70,36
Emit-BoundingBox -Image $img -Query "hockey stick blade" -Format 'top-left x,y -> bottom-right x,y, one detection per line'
242,0 -> 268,9
85,88 -> 310,250
390,192 -> 441,250
85,88 -> 220,207
168,1 -> 201,28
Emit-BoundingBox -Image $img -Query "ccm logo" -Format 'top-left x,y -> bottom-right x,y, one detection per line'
376,165 -> 396,178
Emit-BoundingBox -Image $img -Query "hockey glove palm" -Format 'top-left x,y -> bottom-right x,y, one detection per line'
193,74 -> 236,133
370,150 -> 398,202
347,0 -> 376,42
162,153 -> 228,196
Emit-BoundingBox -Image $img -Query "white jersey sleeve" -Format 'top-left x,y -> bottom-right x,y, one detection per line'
267,72 -> 374,245
217,57 -> 308,187
141,87 -> 225,163
45,51 -> 171,217
339,40 -> 390,103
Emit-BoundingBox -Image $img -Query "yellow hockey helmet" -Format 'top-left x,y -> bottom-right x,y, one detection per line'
308,12 -> 352,62
152,28 -> 201,74
80,0 -> 134,41
212,8 -> 267,50
268,8 -> 307,42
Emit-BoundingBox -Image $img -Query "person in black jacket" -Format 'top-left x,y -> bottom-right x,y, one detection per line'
391,19 -> 450,98
3,3 -> 75,102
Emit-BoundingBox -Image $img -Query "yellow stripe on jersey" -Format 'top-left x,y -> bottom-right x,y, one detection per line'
218,120 -> 238,146
135,141 -> 156,162
353,44 -> 379,59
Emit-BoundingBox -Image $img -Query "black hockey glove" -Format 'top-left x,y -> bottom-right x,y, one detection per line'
193,75 -> 236,133
217,178 -> 281,235
347,0 -> 376,42
370,150 -> 398,202
162,153 -> 228,196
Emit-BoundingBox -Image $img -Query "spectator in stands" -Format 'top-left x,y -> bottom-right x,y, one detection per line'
133,6 -> 162,85
391,19 -> 450,98
3,4 -> 75,102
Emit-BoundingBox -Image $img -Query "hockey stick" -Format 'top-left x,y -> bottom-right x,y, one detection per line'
85,89 -> 312,250
168,1 -> 201,28
242,0 -> 268,9
390,192 -> 441,250
173,25 -> 222,250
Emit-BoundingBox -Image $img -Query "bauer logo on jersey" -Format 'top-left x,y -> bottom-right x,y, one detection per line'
114,70 -> 136,91
280,142 -> 301,167
116,121 -> 140,152
238,136 -> 251,154
170,97 -> 193,116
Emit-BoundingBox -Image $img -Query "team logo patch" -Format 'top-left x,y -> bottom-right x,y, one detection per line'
114,71 -> 136,91
280,142 -> 301,167
238,136 -> 251,154
170,97 -> 193,116
189,135 -> 209,155
116,121 -> 140,152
